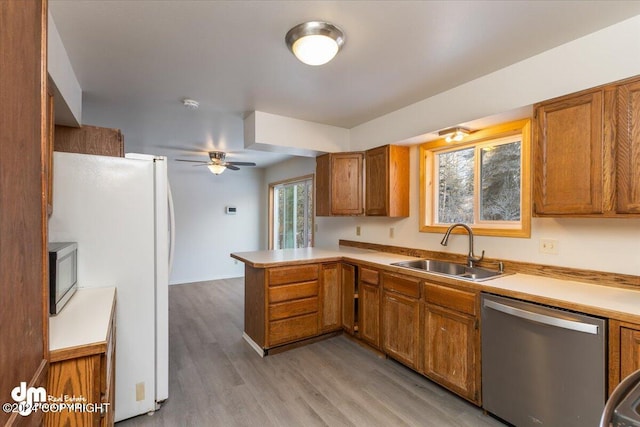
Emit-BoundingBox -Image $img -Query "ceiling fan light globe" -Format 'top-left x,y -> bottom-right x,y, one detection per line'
208,164 -> 226,175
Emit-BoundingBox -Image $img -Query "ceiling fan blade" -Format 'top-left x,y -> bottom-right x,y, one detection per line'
194,163 -> 211,167
226,164 -> 240,171
176,159 -> 209,163
226,161 -> 256,166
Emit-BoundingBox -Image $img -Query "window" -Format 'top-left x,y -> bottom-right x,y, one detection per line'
269,175 -> 314,250
420,119 -> 531,237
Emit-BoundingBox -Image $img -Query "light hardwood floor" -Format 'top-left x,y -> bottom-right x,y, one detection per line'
117,278 -> 506,427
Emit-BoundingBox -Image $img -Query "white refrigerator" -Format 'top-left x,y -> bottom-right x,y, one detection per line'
48,151 -> 175,422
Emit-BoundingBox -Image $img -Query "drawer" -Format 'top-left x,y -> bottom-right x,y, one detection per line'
360,267 -> 379,286
269,313 -> 318,346
269,297 -> 318,321
382,273 -> 420,298
268,281 -> 318,303
268,264 -> 319,286
424,282 -> 477,315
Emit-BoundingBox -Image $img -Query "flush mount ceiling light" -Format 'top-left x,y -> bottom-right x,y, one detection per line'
439,127 -> 471,143
285,21 -> 345,66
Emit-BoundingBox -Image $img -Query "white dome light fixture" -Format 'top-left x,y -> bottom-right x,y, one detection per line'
207,164 -> 226,175
285,21 -> 345,66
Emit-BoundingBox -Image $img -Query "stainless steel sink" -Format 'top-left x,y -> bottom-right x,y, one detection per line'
391,259 -> 506,282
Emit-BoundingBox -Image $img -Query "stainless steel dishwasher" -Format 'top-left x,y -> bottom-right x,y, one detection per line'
481,293 -> 606,427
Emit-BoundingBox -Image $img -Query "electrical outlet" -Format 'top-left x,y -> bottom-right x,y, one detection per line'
356,226 -> 361,236
136,382 -> 145,401
389,227 -> 394,238
539,238 -> 559,254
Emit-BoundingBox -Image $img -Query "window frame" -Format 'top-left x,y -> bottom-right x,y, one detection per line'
419,119 -> 531,238
268,174 -> 315,250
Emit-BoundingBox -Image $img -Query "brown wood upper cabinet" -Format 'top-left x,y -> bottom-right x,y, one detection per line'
55,124 -> 124,157
316,152 -> 364,216
534,75 -> 640,216
365,145 -> 410,217
616,78 -> 640,213
316,145 -> 410,217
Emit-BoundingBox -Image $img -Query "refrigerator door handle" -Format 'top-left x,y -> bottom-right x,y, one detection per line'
483,299 -> 599,334
167,182 -> 176,275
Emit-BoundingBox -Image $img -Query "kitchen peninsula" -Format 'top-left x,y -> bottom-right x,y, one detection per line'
232,242 -> 640,406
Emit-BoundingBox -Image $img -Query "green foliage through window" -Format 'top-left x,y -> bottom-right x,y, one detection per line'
435,136 -> 522,225
273,178 -> 313,249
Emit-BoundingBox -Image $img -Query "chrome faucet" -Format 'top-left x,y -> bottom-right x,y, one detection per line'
440,223 -> 485,268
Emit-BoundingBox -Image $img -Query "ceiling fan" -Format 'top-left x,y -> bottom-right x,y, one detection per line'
175,151 -> 256,175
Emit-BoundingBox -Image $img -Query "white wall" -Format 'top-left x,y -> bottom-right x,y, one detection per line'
350,14 -> 640,149
168,165 -> 264,284
266,149 -> 640,276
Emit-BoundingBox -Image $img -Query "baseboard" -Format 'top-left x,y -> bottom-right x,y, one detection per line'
242,332 -> 265,357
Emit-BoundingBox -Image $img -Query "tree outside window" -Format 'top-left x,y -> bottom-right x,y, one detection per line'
421,119 -> 531,238
270,176 -> 314,249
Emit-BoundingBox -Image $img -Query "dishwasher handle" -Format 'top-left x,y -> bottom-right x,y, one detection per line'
483,298 -> 599,335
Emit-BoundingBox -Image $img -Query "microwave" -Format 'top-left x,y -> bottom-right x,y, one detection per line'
48,242 -> 78,315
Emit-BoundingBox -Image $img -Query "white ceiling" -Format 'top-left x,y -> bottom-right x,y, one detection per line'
49,0 -> 640,166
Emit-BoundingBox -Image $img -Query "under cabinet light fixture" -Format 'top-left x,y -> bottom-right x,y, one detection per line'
439,127 -> 470,143
285,21 -> 345,66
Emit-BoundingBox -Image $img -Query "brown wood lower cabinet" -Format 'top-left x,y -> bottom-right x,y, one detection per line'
341,263 -> 356,334
421,282 -> 480,404
360,284 -> 380,348
359,267 -> 380,348
609,319 -> 640,396
244,262 -> 343,351
319,263 -> 341,332
381,272 -> 421,369
382,291 -> 420,369
46,293 -> 116,427
421,304 -> 479,403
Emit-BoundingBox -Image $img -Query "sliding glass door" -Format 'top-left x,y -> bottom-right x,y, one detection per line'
270,176 -> 313,250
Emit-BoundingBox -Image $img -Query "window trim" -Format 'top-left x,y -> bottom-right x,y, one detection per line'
419,119 -> 531,238
268,174 -> 315,250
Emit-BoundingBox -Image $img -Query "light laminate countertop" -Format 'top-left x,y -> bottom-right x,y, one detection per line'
49,287 -> 116,353
231,246 -> 640,323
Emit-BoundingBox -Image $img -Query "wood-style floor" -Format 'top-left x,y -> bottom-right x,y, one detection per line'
116,278 -> 506,427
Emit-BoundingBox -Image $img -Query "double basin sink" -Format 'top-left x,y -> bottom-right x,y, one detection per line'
391,259 -> 507,282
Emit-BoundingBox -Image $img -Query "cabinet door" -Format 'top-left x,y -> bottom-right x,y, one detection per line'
617,79 -> 640,213
319,263 -> 341,332
382,291 -> 419,369
620,326 -> 640,381
366,145 -> 410,217
331,153 -> 364,215
365,146 -> 388,216
360,283 -> 380,348
422,303 -> 479,404
534,91 -> 604,214
315,154 -> 331,216
341,263 -> 356,334
54,125 -> 124,157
